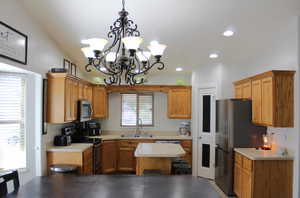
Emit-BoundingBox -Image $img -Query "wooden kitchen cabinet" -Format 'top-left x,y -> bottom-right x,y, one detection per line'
251,79 -> 262,124
92,86 -> 108,118
117,140 -> 154,172
47,73 -> 79,123
101,140 -> 118,173
234,70 -> 295,127
180,140 -> 192,166
234,79 -> 252,99
47,147 -> 93,175
84,84 -> 93,102
168,87 -> 191,119
233,152 -> 293,198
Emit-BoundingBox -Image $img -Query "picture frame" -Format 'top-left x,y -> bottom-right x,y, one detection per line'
0,21 -> 28,65
63,58 -> 71,74
71,63 -> 77,76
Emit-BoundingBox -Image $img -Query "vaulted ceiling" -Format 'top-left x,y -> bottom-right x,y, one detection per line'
19,0 -> 300,78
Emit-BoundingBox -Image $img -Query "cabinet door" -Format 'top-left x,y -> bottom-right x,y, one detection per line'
251,80 -> 262,124
234,163 -> 242,198
85,85 -> 93,103
71,80 -> 79,120
65,78 -> 73,122
118,147 -> 135,171
242,82 -> 252,99
168,88 -> 191,118
92,86 -> 108,118
241,170 -> 253,198
78,82 -> 84,100
261,77 -> 274,125
83,147 -> 93,174
102,141 -> 117,173
235,85 -> 243,99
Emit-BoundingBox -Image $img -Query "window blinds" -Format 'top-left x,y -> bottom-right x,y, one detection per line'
0,73 -> 26,169
121,93 -> 153,126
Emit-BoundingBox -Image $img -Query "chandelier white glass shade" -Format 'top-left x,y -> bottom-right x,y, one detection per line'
81,0 -> 167,85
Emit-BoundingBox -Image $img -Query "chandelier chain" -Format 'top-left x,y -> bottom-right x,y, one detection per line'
122,0 -> 125,10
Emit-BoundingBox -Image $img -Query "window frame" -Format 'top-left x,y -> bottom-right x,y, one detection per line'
0,72 -> 27,170
120,92 -> 154,127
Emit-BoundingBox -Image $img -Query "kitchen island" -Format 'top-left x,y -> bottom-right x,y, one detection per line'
135,143 -> 186,176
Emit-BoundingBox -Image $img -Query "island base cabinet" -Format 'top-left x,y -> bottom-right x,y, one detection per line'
136,157 -> 172,176
234,152 -> 293,198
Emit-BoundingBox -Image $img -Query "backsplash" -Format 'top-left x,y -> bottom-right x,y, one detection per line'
267,127 -> 298,155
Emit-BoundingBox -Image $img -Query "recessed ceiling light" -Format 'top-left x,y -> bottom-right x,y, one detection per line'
223,30 -> 235,37
209,53 -> 219,59
176,67 -> 183,72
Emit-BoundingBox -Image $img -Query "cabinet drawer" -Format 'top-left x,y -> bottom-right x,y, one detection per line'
119,140 -> 138,147
243,157 -> 253,172
235,152 -> 243,166
181,140 -> 192,148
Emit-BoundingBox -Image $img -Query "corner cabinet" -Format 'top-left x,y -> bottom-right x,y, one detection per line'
234,152 -> 293,198
234,70 -> 295,127
92,86 -> 108,118
167,87 -> 192,119
47,73 -> 79,123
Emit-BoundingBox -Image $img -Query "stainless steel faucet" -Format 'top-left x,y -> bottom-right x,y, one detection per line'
135,118 -> 143,136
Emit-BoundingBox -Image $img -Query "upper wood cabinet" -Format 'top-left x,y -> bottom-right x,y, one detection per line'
234,79 -> 252,99
47,73 -> 79,123
251,79 -> 262,124
168,87 -> 191,119
92,86 -> 108,118
234,70 -> 295,127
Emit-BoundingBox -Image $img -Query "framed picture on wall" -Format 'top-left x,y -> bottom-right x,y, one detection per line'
63,58 -> 71,74
0,21 -> 28,65
71,63 -> 77,76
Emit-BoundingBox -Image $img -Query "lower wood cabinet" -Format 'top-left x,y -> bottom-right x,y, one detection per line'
180,140 -> 192,166
101,140 -> 118,173
47,147 -> 93,175
234,152 -> 293,198
101,139 -> 192,173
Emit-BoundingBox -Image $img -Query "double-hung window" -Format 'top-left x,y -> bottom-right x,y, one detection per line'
121,93 -> 153,127
0,73 -> 26,169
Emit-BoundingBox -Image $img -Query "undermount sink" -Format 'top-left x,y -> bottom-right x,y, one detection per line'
120,134 -> 153,138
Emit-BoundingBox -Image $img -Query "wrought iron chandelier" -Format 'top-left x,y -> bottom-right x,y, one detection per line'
81,0 -> 167,85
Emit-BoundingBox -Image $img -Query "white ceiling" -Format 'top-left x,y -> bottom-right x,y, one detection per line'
19,0 -> 300,77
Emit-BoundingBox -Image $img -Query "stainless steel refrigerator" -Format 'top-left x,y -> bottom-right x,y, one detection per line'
215,99 -> 267,196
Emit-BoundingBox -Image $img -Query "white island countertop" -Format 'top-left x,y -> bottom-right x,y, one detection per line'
135,143 -> 186,158
234,148 -> 294,160
47,143 -> 93,152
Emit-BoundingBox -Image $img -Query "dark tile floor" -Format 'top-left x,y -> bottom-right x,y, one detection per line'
8,175 -> 223,198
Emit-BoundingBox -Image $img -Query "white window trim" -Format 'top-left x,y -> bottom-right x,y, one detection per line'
120,93 -> 154,127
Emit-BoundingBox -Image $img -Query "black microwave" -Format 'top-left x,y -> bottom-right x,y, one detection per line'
78,100 -> 92,122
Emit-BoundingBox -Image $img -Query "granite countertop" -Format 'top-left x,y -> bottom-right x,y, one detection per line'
234,148 -> 294,160
135,143 -> 186,157
47,143 -> 93,152
90,134 -> 192,141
